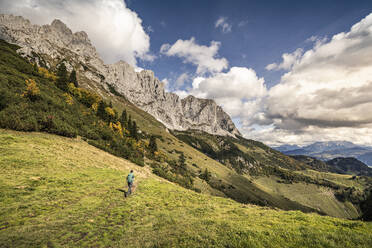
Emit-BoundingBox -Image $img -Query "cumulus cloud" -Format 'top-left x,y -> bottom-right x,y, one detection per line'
175,73 -> 190,89
215,17 -> 232,33
0,0 -> 153,65
266,48 -> 303,71
250,12 -> 372,145
186,67 -> 267,124
160,37 -> 228,75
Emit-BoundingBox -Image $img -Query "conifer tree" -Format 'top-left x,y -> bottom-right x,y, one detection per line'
120,109 -> 127,128
97,101 -> 106,120
56,63 -> 68,91
149,135 -> 158,155
201,168 -> 211,182
179,153 -> 186,172
69,70 -> 78,87
131,120 -> 138,140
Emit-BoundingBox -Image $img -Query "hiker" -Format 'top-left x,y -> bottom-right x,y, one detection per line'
125,170 -> 135,197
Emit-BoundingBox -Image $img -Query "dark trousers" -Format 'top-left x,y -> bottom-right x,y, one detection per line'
127,182 -> 133,195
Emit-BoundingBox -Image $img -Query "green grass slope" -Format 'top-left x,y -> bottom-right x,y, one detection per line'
172,130 -> 372,219
1,129 -> 372,248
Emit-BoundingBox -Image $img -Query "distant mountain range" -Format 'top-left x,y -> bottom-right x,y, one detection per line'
275,141 -> 372,166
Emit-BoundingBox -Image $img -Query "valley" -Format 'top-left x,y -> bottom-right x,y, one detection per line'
0,11 -> 372,248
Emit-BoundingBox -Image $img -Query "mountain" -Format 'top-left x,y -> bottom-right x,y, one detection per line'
277,141 -> 372,166
326,157 -> 372,177
289,155 -> 335,172
1,14 -> 371,220
359,152 -> 372,167
274,144 -> 301,152
0,14 -> 240,137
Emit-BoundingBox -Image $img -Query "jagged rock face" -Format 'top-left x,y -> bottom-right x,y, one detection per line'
0,14 -> 241,137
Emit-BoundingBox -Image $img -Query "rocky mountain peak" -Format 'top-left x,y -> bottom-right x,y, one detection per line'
0,14 -> 241,137
50,19 -> 72,34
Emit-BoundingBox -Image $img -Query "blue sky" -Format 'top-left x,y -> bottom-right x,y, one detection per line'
131,0 -> 372,89
2,0 -> 372,145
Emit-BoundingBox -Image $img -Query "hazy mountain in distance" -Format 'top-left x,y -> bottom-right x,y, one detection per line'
275,141 -> 372,166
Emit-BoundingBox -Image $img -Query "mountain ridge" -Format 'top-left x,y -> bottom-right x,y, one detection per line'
276,141 -> 372,166
0,14 -> 240,137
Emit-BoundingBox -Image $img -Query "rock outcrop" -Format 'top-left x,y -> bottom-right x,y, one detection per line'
0,14 -> 241,137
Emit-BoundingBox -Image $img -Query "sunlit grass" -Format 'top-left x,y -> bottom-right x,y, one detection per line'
0,129 -> 371,247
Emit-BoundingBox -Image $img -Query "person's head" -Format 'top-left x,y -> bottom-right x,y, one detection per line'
130,170 -> 133,173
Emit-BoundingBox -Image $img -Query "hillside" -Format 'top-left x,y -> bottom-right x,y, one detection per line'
1,129 -> 372,248
290,155 -> 372,177
326,157 -> 372,177
1,33 -> 371,221
173,130 -> 372,219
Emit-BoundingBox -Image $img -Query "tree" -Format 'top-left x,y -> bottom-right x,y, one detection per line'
97,101 -> 107,120
21,79 -> 40,101
120,109 -> 127,128
179,153 -> 187,172
200,168 -> 211,182
69,70 -> 78,87
56,63 -> 68,91
149,135 -> 158,155
131,120 -> 138,140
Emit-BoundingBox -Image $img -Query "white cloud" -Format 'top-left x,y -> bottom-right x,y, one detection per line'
161,78 -> 170,91
250,12 -> 372,146
185,67 -> 267,125
215,17 -> 232,33
160,37 -> 228,75
173,90 -> 189,99
175,73 -> 190,88
0,0 -> 153,65
266,48 -> 303,71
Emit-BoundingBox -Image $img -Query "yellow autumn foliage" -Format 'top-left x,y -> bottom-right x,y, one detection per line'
38,67 -> 57,81
68,83 -> 102,109
21,79 -> 40,99
109,121 -> 123,138
105,107 -> 115,118
63,93 -> 74,105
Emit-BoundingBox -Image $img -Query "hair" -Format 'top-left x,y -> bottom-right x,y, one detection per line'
130,170 -> 133,173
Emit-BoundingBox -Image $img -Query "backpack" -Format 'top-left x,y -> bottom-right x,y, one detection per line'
127,173 -> 134,183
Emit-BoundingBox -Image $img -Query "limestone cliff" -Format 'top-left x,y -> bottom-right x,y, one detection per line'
0,14 -> 241,137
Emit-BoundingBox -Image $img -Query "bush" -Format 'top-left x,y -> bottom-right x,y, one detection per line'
21,79 -> 40,101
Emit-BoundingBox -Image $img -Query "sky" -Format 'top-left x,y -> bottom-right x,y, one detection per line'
1,0 -> 372,146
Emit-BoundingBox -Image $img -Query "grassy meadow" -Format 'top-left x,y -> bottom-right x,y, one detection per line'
0,129 -> 371,248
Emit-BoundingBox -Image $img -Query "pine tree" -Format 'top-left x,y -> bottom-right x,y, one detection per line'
56,63 -> 68,91
200,168 -> 211,182
69,70 -> 78,87
149,135 -> 158,155
97,101 -> 106,120
131,120 -> 138,140
179,153 -> 186,172
120,109 -> 128,129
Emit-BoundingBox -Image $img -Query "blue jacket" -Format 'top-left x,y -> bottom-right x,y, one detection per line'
127,172 -> 134,183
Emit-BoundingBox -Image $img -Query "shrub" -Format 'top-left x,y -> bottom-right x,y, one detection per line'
21,79 -> 40,101
38,67 -> 57,81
